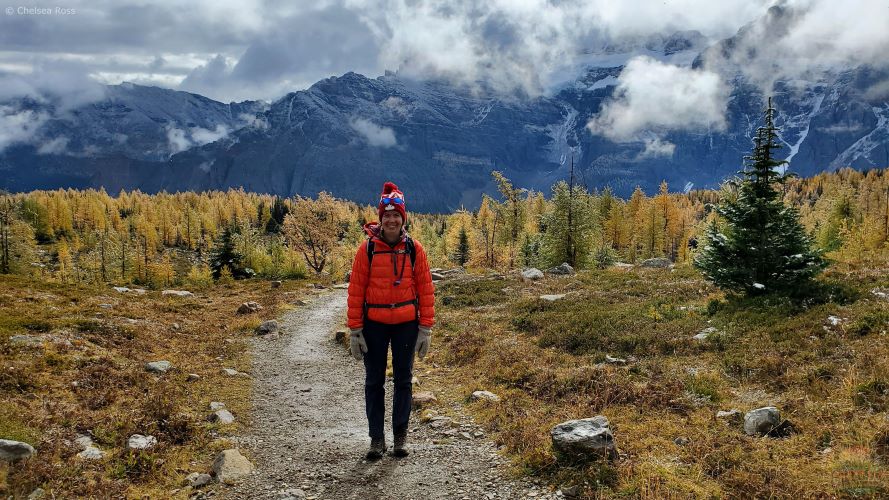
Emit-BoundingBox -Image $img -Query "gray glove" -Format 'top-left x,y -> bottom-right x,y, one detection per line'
350,328 -> 368,360
415,326 -> 431,360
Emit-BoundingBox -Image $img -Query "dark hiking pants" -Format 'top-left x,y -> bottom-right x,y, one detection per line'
362,319 -> 419,440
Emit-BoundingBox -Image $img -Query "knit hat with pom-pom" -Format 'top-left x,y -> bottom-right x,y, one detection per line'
378,181 -> 406,223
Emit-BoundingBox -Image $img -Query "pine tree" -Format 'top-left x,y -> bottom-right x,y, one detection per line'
694,98 -> 826,295
209,223 -> 246,279
455,226 -> 470,267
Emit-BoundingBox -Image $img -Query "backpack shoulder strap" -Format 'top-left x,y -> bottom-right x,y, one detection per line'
405,236 -> 416,269
366,237 -> 375,267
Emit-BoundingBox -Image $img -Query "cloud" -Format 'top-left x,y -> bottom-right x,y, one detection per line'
0,105 -> 50,152
165,124 -> 191,155
701,1 -> 889,92
165,123 -> 231,156
190,124 -> 230,145
587,56 -> 728,142
37,136 -> 70,155
349,117 -> 397,147
637,137 -> 677,159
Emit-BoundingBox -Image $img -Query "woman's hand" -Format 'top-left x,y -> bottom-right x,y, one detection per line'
350,328 -> 368,360
416,326 -> 431,360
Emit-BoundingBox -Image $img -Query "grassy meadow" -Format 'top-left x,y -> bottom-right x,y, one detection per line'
422,265 -> 889,498
0,275 -> 314,497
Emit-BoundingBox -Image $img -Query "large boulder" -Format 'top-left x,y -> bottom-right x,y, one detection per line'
639,258 -> 672,268
162,289 -> 194,297
412,391 -> 438,408
237,302 -> 263,314
211,449 -> 254,485
521,268 -> 544,281
470,390 -> 501,402
744,407 -> 781,436
127,434 -> 157,450
255,320 -> 279,336
0,439 -> 35,461
547,262 -> 575,275
551,416 -> 616,459
145,360 -> 172,373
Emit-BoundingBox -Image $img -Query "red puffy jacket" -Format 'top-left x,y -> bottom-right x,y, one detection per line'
347,223 -> 435,330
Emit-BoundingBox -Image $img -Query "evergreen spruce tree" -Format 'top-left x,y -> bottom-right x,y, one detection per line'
209,223 -> 246,279
694,98 -> 826,295
455,226 -> 470,267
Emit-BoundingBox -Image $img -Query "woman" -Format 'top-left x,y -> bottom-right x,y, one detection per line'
347,181 -> 435,460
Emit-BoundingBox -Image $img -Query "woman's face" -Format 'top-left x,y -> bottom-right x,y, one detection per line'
381,210 -> 403,236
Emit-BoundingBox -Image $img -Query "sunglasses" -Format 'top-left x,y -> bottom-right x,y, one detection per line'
380,196 -> 404,205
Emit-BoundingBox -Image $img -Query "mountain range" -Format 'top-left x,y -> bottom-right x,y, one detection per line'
1,6 -> 887,213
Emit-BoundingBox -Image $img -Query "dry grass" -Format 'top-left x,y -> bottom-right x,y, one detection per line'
422,266 -> 889,499
0,274 -> 311,497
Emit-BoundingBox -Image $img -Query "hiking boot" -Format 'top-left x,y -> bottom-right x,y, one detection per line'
366,437 -> 386,460
392,431 -> 409,457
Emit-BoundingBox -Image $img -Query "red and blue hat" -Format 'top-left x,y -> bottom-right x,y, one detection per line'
378,181 -> 406,223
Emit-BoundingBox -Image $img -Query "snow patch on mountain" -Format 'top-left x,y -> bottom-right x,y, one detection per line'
830,104 -> 889,168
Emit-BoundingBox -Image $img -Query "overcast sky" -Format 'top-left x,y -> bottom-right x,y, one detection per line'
0,0 -> 788,104
0,0 -> 887,157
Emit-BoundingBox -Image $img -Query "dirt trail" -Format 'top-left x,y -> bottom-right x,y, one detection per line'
228,289 -> 556,499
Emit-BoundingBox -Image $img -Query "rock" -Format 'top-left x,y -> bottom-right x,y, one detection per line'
694,327 -> 718,341
521,268 -> 544,281
431,272 -> 446,281
332,283 -> 349,289
429,417 -> 453,429
604,355 -> 626,364
0,439 -> 36,461
611,262 -> 634,270
470,390 -> 501,402
98,303 -> 113,309
211,449 -> 254,485
27,488 -> 45,499
419,409 -> 438,422
222,368 -> 240,376
547,262 -> 575,275
209,402 -> 226,411
278,488 -> 307,499
560,485 -> 581,497
145,360 -> 172,373
716,409 -> 742,422
314,283 -> 326,289
334,330 -> 346,343
271,280 -> 282,288
10,335 -> 43,346
293,299 -> 307,306
551,416 -> 616,459
237,301 -> 263,314
639,257 -> 672,268
77,447 -> 105,460
673,436 -> 690,446
113,286 -> 145,294
209,409 -> 236,424
826,315 -> 844,326
412,391 -> 438,408
74,434 -> 94,450
539,294 -> 566,302
187,373 -> 201,382
255,320 -> 279,335
744,406 -> 781,436
186,472 -> 213,488
871,288 -> 888,300
411,376 -> 420,386
127,434 -> 157,450
162,289 -> 194,297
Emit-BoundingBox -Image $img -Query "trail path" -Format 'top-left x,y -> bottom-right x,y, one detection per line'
229,290 -> 556,500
